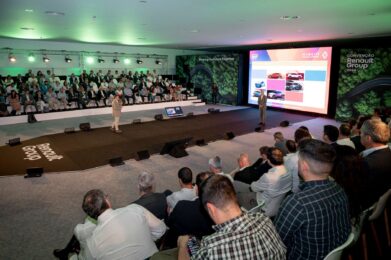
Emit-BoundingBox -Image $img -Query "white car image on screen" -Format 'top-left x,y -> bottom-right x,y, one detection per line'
287,73 -> 303,80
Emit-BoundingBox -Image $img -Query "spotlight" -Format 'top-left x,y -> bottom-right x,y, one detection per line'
43,56 -> 50,63
155,60 -> 162,65
124,58 -> 130,64
9,54 -> 16,63
113,58 -> 120,63
65,56 -> 72,63
86,56 -> 94,64
28,53 -> 35,62
98,58 -> 105,63
136,59 -> 143,64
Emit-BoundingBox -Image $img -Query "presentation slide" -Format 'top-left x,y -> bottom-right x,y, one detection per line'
248,47 -> 332,114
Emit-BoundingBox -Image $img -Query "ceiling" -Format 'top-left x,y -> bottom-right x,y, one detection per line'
0,0 -> 390,49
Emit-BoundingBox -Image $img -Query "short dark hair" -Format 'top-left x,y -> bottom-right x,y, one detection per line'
259,146 -> 269,155
323,125 -> 339,142
195,171 -> 212,189
285,139 -> 297,153
267,147 -> 284,165
299,139 -> 336,176
200,175 -> 238,210
294,128 -> 311,143
82,189 -> 110,219
178,167 -> 193,184
339,123 -> 351,137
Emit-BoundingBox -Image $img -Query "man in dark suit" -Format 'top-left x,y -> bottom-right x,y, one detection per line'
258,89 -> 267,125
233,153 -> 257,184
360,119 -> 391,205
132,172 -> 171,220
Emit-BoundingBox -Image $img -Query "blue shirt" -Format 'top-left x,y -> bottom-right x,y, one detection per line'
274,179 -> 351,260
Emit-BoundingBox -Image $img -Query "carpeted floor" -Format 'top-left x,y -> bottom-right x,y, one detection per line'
0,108 -> 314,176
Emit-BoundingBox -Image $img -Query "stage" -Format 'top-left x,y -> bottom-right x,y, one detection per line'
0,106 -> 314,176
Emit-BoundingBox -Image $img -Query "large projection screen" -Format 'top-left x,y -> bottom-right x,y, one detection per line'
248,47 -> 332,114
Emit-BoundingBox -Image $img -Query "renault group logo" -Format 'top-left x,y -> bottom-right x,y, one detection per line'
322,51 -> 328,59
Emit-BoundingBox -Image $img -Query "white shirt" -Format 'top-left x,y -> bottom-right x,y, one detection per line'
73,217 -> 97,260
217,171 -> 234,182
336,138 -> 355,149
251,165 -> 291,217
166,187 -> 197,210
284,152 -> 300,193
85,204 -> 166,260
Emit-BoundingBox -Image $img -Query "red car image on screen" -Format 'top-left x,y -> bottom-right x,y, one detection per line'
286,73 -> 304,80
286,81 -> 303,91
268,73 -> 283,79
267,90 -> 285,100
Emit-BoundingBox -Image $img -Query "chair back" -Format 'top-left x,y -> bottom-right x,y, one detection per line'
369,189 -> 391,221
249,200 -> 265,213
323,232 -> 355,260
352,206 -> 373,244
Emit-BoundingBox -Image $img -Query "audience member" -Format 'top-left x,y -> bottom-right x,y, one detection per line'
166,167 -> 196,213
7,90 -> 21,115
250,147 -> 290,217
274,139 -> 351,260
176,175 -> 286,259
336,123 -> 355,148
233,153 -> 257,184
360,119 -> 391,205
284,128 -> 312,193
133,172 -> 172,220
163,172 -> 214,249
331,145 -> 371,224
323,124 -> 340,148
274,131 -> 289,155
251,146 -> 272,180
208,156 -> 233,182
350,115 -> 371,153
54,189 -> 166,260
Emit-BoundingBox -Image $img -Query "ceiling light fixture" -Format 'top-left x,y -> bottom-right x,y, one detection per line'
124,58 -> 130,64
45,11 -> 65,16
86,56 -> 94,64
28,53 -> 35,62
43,56 -> 50,63
155,60 -> 162,65
98,57 -> 105,63
136,59 -> 143,64
65,56 -> 72,63
9,54 -> 16,63
113,58 -> 120,64
25,9 -> 34,12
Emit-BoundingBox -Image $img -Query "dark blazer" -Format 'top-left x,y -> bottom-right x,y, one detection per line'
234,166 -> 259,184
133,192 -> 168,220
363,147 -> 391,205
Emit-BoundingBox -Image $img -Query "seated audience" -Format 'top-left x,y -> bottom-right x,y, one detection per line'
7,90 -> 21,115
284,128 -> 312,193
133,172 -> 172,220
336,123 -> 355,148
176,175 -> 286,259
274,139 -> 351,260
251,146 -> 272,180
360,118 -> 391,205
54,189 -> 166,260
350,115 -> 371,153
331,145 -> 371,224
166,167 -> 197,213
274,131 -> 289,155
163,172 -> 214,249
21,89 -> 38,113
323,124 -> 340,148
250,147 -> 290,217
233,153 -> 257,184
208,156 -> 233,182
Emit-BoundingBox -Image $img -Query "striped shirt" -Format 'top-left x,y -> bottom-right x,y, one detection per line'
192,212 -> 286,260
274,180 -> 351,260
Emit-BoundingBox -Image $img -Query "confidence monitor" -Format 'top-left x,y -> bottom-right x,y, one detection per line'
165,106 -> 184,117
160,137 -> 193,158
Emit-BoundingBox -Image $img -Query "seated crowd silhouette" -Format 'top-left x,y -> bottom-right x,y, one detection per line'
0,69 -> 189,117
51,111 -> 391,260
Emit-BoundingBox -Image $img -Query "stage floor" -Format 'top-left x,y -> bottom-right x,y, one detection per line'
0,106 -> 315,176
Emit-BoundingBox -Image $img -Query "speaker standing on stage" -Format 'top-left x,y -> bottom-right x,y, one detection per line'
258,89 -> 267,126
111,94 -> 123,133
211,83 -> 219,104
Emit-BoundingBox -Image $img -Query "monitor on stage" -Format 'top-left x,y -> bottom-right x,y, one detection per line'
165,106 -> 184,117
248,47 -> 332,114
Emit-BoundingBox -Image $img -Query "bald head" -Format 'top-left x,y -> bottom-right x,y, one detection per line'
238,153 -> 251,168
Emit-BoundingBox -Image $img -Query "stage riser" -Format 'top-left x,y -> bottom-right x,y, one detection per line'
0,99 -> 203,126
